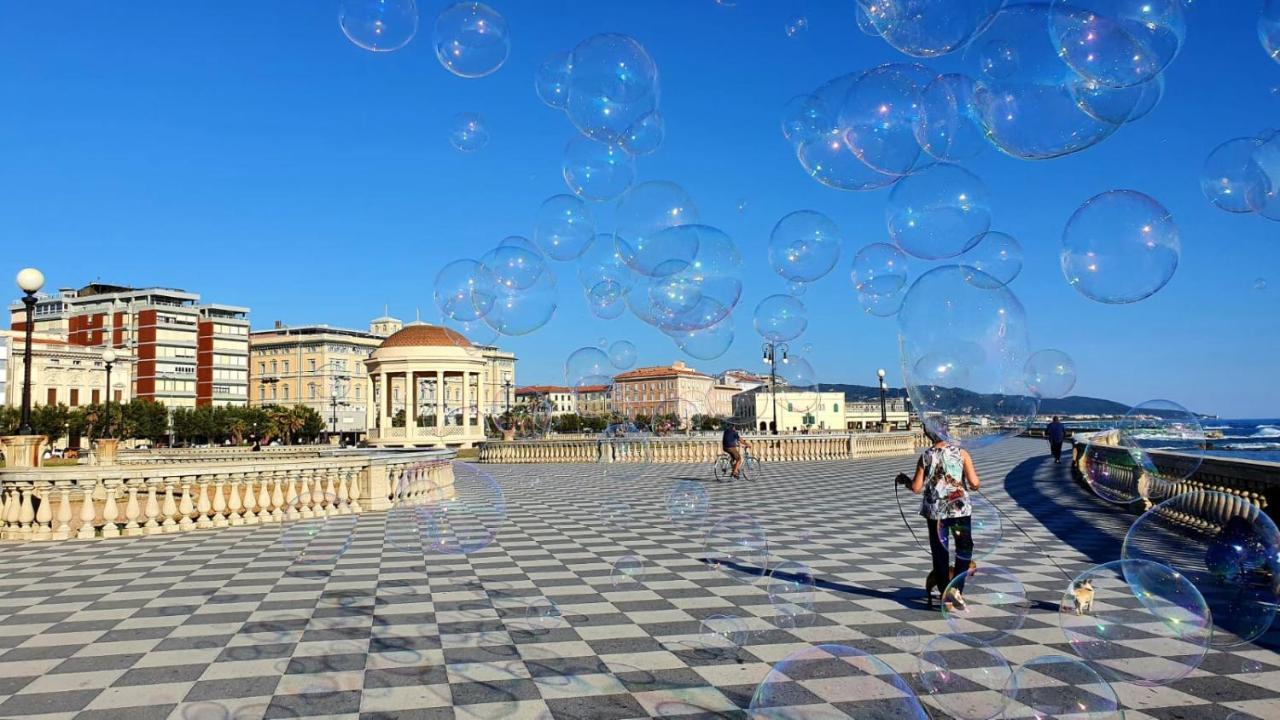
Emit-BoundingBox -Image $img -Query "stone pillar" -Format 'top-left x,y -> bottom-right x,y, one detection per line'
94,438 -> 120,466
435,370 -> 445,433
1,436 -> 47,468
407,371 -> 417,441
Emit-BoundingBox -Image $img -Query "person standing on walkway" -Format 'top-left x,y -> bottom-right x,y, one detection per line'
1047,416 -> 1067,464
898,423 -> 981,609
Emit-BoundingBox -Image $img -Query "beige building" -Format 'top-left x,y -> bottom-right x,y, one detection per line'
575,384 -> 611,417
612,361 -> 724,422
733,388 -> 845,433
364,324 -> 492,449
248,323 -> 383,442
4,331 -> 135,411
845,399 -> 911,431
515,386 -> 576,416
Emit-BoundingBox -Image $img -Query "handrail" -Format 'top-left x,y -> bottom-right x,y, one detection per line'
477,432 -> 925,464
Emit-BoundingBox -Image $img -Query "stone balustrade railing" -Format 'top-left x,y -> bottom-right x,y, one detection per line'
117,446 -> 332,465
477,431 -> 924,464
1072,431 -> 1280,528
0,449 -> 455,542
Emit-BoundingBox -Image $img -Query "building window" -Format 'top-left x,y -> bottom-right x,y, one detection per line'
282,385 -> 290,401
92,389 -> 101,404
259,362 -> 266,375
309,359 -> 316,373
260,386 -> 266,401
283,360 -> 290,373
355,385 -> 362,400
309,383 -> 316,400
47,389 -> 56,405
271,360 -> 277,374
70,389 -> 79,407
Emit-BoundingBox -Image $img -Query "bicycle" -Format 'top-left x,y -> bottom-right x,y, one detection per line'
714,448 -> 761,481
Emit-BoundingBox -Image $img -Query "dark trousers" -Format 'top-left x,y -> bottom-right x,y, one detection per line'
927,516 -> 973,593
1050,440 -> 1063,461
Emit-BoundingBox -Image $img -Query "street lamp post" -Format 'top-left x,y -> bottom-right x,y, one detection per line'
877,368 -> 888,431
15,268 -> 44,435
762,341 -> 789,435
103,349 -> 117,438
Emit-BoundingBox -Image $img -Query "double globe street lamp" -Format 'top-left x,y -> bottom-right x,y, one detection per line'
15,268 -> 45,436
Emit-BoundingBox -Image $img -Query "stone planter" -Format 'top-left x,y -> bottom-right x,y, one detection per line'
94,438 -> 120,466
1,435 -> 48,468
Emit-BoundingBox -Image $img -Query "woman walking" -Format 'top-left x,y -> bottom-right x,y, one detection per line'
898,423 -> 982,609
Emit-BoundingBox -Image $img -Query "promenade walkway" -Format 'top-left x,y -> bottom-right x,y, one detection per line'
0,438 -> 1275,719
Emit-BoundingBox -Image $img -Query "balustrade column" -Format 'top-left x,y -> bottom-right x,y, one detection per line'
123,480 -> 143,536
77,481 -> 98,540
241,475 -> 259,525
211,475 -> 229,528
270,471 -> 285,522
323,469 -> 338,516
52,481 -> 73,541
196,476 -> 214,529
178,479 -> 196,531
32,482 -> 54,541
161,478 -> 180,533
101,479 -> 122,538
227,473 -> 245,526
143,479 -> 163,534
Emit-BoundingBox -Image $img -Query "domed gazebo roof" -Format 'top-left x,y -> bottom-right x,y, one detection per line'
378,324 -> 471,349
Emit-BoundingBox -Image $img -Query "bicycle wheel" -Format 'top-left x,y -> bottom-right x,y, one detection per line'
714,456 -> 729,481
745,457 -> 761,479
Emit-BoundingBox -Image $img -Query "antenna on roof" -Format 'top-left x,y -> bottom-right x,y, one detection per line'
384,303 -> 389,317
416,307 -> 421,322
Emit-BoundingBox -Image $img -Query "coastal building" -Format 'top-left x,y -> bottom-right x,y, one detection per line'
575,384 -> 611,417
732,388 -> 845,433
248,322 -> 383,444
8,283 -> 249,407
3,331 -> 135,410
364,324 -> 492,449
845,399 -> 911,431
515,386 -> 576,416
718,369 -> 769,393
612,361 -> 720,422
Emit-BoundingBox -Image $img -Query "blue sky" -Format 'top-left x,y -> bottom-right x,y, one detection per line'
1,1 -> 1277,417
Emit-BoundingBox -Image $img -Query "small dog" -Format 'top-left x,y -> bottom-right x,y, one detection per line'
926,561 -> 977,609
1071,579 -> 1095,615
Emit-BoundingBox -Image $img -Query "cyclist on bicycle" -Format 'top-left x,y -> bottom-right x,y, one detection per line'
722,420 -> 751,479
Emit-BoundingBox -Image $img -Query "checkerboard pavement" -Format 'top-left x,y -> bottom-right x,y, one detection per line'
0,438 -> 1275,719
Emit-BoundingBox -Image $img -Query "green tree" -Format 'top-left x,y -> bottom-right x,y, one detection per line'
125,400 -> 169,443
296,406 -> 325,442
552,413 -> 583,434
30,403 -> 72,443
0,406 -> 20,435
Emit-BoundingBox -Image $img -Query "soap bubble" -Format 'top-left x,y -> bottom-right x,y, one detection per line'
526,597 -> 563,632
534,51 -> 572,109
858,287 -> 907,317
1074,71 -> 1166,125
340,0 -> 419,52
1201,137 -> 1270,213
281,493 -> 357,565
1263,0 -> 1280,63
562,136 -> 635,203
440,313 -> 499,348
577,233 -> 634,307
851,243 -> 911,296
766,560 -> 816,627
754,644 -> 927,718
700,614 -> 750,649
608,340 -> 637,369
448,112 -> 488,153
1023,349 -> 1077,399
936,494 -> 1003,563
666,480 -> 709,526
1003,655 -> 1124,720
794,75 -> 901,192
785,280 -> 806,296
1255,277 -> 1269,292
564,346 -> 611,389
969,4 -> 1131,160
1115,399 -> 1206,487
784,15 -> 808,39
668,316 -> 735,361
615,181 -> 701,276
1061,189 -> 1179,304
646,225 -> 743,330
895,628 -> 921,652
1124,490 -> 1280,646
622,111 -> 664,156
781,94 -> 831,146
899,265 -> 1037,449
704,514 -> 769,584
598,497 -> 633,528
856,3 -> 883,36
942,565 -> 1030,642
481,270 -> 557,336
1081,442 -> 1146,505
887,163 -> 991,260
957,231 -> 1022,288
478,245 -> 546,292
535,195 -> 596,262
857,0 -> 1004,58
915,73 -> 987,162
1048,0 -> 1185,88
566,34 -> 659,145
977,39 -> 1020,80
611,555 -> 645,588
1058,559 -> 1211,686
752,294 -> 807,343
417,463 -> 506,555
433,2 -> 509,79
917,634 -> 1011,720
434,259 -> 493,322
840,64 -> 927,176
768,210 -> 843,283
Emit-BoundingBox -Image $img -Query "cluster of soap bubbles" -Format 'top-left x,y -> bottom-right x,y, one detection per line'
1201,129 -> 1280,224
433,237 -> 558,342
538,34 -> 664,202
339,1 -> 510,75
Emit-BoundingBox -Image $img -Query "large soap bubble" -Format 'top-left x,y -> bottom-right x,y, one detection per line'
957,231 -> 1022,288
666,480 -> 708,526
887,163 -> 991,260
564,346 -> 611,389
608,340 -> 637,369
899,265 -> 1037,449
781,94 -> 831,147
753,644 -> 928,719
1048,0 -> 1185,88
434,259 -> 493,322
1003,655 -> 1123,720
622,111 -> 664,156
566,34 -> 659,145
1263,0 -> 1280,63
1124,490 -> 1280,646
1114,399 -> 1206,487
534,51 -> 572,109
767,210 -> 843,283
942,565 -> 1030,642
918,634 -> 1011,720
915,73 -> 988,162
667,315 -> 735,361
1061,189 -> 1179,304
857,0 -> 1004,58
766,560 -> 816,628
1201,137 -> 1271,214
415,462 -> 506,555
753,294 -> 807,343
448,112 -> 488,153
615,182 -> 702,277
577,232 -> 633,303
704,514 -> 769,584
969,4 -> 1134,160
1023,348 -> 1076,398
433,2 -> 509,79
1058,559 -> 1211,686
793,74 -> 901,192
647,225 -> 742,331
562,135 -> 635,203
840,64 -> 927,176
850,243 -> 910,296
1074,70 -> 1165,126
340,0 -> 419,52
481,270 -> 557,336
535,195 -> 595,262
478,245 -> 546,292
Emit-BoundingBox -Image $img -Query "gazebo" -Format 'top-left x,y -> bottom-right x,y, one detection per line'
364,324 -> 489,448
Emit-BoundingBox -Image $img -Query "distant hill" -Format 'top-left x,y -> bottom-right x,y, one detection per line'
816,383 -> 1138,417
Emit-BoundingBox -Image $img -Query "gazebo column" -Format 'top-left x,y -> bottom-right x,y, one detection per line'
406,370 -> 417,443
435,370 -> 445,435
380,371 -> 391,432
